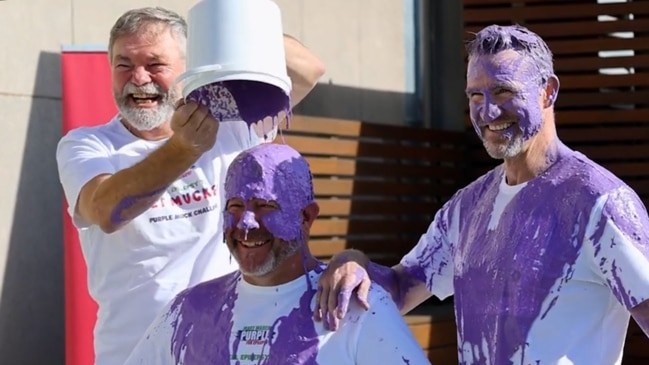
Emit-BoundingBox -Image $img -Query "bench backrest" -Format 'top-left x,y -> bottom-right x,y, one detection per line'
277,115 -> 472,266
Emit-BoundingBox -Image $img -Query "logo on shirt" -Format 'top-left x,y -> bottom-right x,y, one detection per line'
230,325 -> 272,362
237,325 -> 271,345
147,165 -> 220,224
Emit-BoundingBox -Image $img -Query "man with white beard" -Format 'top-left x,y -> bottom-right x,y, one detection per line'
55,7 -> 325,365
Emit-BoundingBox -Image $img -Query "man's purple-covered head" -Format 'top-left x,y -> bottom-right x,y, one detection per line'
465,24 -> 560,160
223,143 -> 317,278
466,24 -> 555,83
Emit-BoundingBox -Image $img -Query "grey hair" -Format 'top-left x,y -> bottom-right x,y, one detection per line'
108,7 -> 187,61
466,24 -> 554,82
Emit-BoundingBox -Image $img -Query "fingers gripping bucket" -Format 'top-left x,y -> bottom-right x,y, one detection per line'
176,0 -> 292,138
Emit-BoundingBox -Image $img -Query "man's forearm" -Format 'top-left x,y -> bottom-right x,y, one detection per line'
283,34 -> 325,108
90,138 -> 201,232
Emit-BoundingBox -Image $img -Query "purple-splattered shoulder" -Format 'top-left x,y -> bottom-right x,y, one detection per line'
545,150 -> 629,197
168,271 -> 241,364
178,271 -> 241,310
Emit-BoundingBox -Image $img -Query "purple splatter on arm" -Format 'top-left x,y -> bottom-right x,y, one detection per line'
365,262 -> 403,307
110,186 -> 167,225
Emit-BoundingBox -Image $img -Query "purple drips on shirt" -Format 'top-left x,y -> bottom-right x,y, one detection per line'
165,269 -> 325,364
224,144 -> 315,242
259,282 -> 320,365
422,147 -> 645,363
186,80 -> 291,138
169,272 -> 239,364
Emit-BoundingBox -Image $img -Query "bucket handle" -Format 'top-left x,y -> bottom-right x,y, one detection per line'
171,64 -> 226,98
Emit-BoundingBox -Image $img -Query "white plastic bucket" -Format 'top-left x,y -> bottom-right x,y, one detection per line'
175,0 -> 292,133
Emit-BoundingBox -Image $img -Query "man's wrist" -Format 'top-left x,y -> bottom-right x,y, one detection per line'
165,136 -> 202,161
332,249 -> 368,267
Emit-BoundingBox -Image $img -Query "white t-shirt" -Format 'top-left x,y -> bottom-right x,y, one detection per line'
124,266 -> 431,365
56,116 -> 273,365
401,150 -> 649,365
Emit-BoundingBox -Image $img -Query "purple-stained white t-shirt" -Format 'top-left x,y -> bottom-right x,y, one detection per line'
124,266 -> 431,365
401,149 -> 649,365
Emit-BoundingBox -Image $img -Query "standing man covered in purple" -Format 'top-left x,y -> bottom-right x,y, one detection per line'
316,24 -> 649,364
56,7 -> 325,365
124,143 -> 431,365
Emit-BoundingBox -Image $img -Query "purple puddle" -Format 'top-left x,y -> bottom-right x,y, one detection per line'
170,272 -> 240,364
187,80 -> 291,138
440,147 -> 628,363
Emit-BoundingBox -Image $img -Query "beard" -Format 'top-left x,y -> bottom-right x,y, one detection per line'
232,237 -> 303,277
114,82 -> 180,131
483,133 -> 526,160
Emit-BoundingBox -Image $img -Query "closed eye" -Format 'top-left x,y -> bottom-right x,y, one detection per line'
494,87 -> 514,96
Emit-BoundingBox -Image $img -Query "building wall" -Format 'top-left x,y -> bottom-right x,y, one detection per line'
0,0 -> 413,363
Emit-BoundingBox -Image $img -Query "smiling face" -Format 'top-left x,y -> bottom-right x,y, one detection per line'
466,49 -> 547,160
222,143 -> 318,283
225,198 -> 303,277
110,22 -> 185,131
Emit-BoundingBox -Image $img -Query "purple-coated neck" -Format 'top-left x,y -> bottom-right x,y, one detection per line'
224,143 -> 315,242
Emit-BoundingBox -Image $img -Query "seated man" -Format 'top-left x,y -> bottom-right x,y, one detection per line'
124,143 -> 432,365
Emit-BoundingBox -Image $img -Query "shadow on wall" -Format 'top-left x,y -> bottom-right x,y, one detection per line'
293,82 -> 420,127
0,51 -> 64,364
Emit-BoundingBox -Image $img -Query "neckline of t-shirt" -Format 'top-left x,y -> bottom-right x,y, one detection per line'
499,168 -> 528,196
237,265 -> 325,295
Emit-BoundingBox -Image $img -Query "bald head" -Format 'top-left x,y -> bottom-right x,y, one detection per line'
224,143 -> 315,241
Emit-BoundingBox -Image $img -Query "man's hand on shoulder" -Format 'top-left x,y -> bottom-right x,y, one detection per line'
314,249 -> 371,331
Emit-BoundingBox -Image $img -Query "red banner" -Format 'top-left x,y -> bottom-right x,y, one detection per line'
61,48 -> 115,365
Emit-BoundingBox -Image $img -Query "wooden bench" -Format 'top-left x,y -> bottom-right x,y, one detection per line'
279,115 -> 471,266
277,115 -> 466,364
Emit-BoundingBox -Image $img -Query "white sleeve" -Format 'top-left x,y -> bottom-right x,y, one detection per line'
400,203 -> 455,300
56,129 -> 116,228
124,299 -> 179,365
354,285 -> 432,365
585,187 -> 649,309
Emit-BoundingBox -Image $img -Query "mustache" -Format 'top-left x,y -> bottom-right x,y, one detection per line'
121,82 -> 165,97
230,228 -> 273,242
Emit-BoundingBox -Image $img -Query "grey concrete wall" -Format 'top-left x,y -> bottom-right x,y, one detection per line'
0,0 -> 413,363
